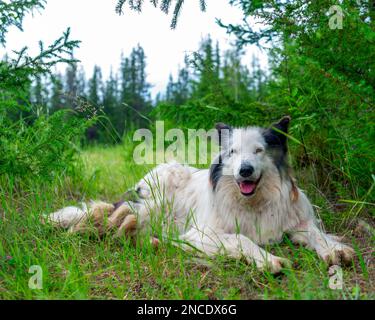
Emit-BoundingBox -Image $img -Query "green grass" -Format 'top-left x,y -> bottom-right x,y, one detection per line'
0,145 -> 373,300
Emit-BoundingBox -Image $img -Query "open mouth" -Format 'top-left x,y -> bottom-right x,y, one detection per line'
238,176 -> 262,197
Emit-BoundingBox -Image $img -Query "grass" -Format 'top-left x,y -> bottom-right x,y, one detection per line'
0,145 -> 374,300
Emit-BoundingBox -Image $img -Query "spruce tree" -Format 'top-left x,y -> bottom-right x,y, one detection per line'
165,55 -> 191,105
65,61 -> 78,109
88,65 -> 103,108
115,0 -> 207,29
49,72 -> 65,113
120,45 -> 151,130
31,75 -> 48,114
102,69 -> 121,141
191,36 -> 223,103
76,66 -> 87,98
165,74 -> 175,103
86,65 -> 103,141
222,47 -> 253,103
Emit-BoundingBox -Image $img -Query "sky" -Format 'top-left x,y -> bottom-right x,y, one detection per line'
1,0 -> 268,98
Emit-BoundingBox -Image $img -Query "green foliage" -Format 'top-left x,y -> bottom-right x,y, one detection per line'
115,0 -> 207,28
120,45 -> 152,130
30,44 -> 152,144
153,1 -> 375,205
0,27 -> 80,115
153,99 -> 266,131
165,55 -> 191,106
224,0 -> 375,202
0,1 -> 373,300
0,110 -> 91,181
1,146 -> 372,300
0,0 -> 90,186
153,37 -> 268,129
0,0 -> 46,45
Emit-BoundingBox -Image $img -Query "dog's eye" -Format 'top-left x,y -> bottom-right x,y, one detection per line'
230,149 -> 235,155
255,148 -> 264,154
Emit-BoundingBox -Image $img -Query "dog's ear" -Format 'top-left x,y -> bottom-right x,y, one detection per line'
215,122 -> 232,148
263,116 -> 291,172
274,116 -> 291,134
263,116 -> 291,149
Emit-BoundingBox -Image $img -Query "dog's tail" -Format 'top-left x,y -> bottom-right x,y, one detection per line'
42,202 -> 89,229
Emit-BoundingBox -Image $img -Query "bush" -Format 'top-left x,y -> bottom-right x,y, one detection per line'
0,110 -> 92,183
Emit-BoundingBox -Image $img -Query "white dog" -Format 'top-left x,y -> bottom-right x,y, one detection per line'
48,116 -> 354,273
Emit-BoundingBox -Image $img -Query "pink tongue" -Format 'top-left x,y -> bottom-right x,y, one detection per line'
240,181 -> 256,194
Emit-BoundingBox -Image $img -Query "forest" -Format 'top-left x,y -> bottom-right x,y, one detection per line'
0,0 -> 374,300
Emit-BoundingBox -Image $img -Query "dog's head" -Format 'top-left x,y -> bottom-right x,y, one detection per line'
210,116 -> 291,197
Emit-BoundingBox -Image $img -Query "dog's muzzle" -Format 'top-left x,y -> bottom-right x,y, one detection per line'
237,175 -> 262,197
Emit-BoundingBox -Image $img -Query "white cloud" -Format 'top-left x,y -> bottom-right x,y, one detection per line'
1,0 -> 268,97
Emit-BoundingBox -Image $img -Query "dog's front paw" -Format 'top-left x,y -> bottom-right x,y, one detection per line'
256,255 -> 291,274
320,243 -> 355,266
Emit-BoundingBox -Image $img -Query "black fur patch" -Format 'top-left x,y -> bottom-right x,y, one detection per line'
215,123 -> 232,148
113,200 -> 125,210
209,158 -> 224,191
263,116 -> 291,173
113,189 -> 140,209
210,123 -> 232,191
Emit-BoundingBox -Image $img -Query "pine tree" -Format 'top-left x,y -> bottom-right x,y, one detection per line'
88,65 -> 103,108
31,75 -> 48,114
214,41 -> 221,79
120,54 -> 132,129
65,61 -> 78,109
191,37 -> 223,103
76,66 -> 87,98
115,0 -> 207,29
49,72 -> 64,113
154,92 -> 162,105
86,65 -> 103,141
165,74 -> 175,102
175,55 -> 191,105
165,55 -> 191,105
102,69 -> 121,141
120,44 -> 151,130
222,47 -> 253,103
249,55 -> 266,100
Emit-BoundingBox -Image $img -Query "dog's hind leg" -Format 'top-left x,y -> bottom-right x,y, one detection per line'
45,203 -> 88,229
115,214 -> 138,238
46,200 -> 141,238
107,203 -> 134,230
68,201 -> 115,235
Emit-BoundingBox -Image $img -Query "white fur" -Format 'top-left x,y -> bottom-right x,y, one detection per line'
48,126 -> 354,273
46,202 -> 88,228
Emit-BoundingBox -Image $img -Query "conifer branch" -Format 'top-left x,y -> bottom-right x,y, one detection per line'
115,0 -> 207,29
0,0 -> 46,46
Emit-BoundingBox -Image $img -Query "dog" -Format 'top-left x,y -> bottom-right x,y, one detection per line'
47,116 -> 354,273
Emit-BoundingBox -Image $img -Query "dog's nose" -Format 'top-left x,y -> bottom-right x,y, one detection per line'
239,164 -> 254,178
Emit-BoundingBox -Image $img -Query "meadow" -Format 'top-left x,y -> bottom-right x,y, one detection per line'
1,0 -> 374,300
0,145 -> 373,300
